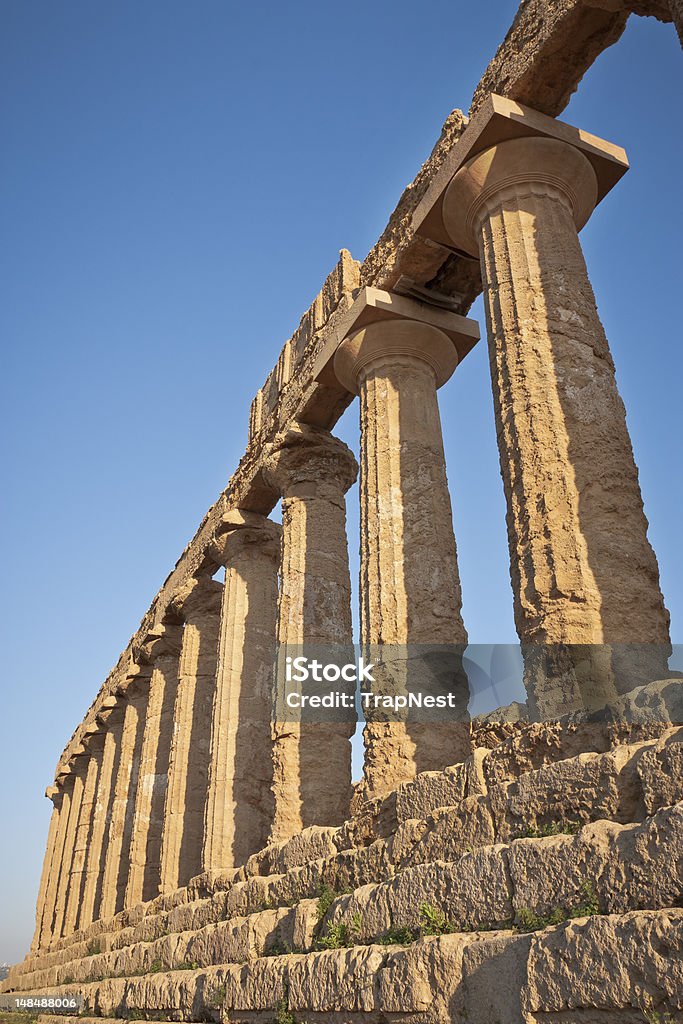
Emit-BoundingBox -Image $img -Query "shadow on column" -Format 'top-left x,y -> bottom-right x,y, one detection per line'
91,712 -> 125,922
177,609 -> 220,884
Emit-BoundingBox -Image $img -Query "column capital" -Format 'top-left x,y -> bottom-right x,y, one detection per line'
169,575 -> 223,622
134,623 -> 183,665
208,509 -> 281,567
263,423 -> 358,498
95,695 -> 120,725
413,93 -> 628,253
334,318 -> 458,394
442,136 -> 598,257
82,727 -> 106,753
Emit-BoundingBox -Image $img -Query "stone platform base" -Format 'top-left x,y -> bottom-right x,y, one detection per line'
4,719 -> 683,1022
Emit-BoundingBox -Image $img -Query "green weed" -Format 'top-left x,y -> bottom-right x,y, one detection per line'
419,903 -> 457,936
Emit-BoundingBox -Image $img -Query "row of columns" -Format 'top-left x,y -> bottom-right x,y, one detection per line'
33,105 -> 672,953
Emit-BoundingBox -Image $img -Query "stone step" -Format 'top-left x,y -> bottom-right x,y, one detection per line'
9,910 -> 683,1022
7,802 -> 682,994
6,729 -> 681,990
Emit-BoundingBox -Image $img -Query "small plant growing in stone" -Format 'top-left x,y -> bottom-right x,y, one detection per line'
147,959 -> 165,974
316,921 -> 351,950
206,984 -> 225,1010
419,903 -> 456,936
514,906 -> 566,933
273,991 -> 297,1024
86,940 -> 101,957
517,820 -> 582,840
175,960 -> 199,970
315,883 -> 339,922
567,881 -> 600,919
376,925 -> 417,946
263,938 -> 293,957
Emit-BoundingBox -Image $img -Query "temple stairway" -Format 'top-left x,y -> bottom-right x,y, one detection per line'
4,720 -> 683,1023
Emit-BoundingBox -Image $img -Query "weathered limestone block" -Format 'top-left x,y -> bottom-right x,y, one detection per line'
608,804 -> 683,914
394,797 -> 497,869
323,840 -> 394,894
292,898 -> 319,952
335,318 -> 471,801
94,965 -> 227,1021
522,909 -> 683,1020
187,869 -> 242,899
203,511 -> 280,872
508,807 -> 683,919
488,744 -> 652,839
288,945 -> 387,1013
271,826 -> 341,874
387,818 -> 430,868
470,0 -> 629,117
336,791 -> 399,850
126,626 -> 182,907
160,578 -> 222,894
164,892 -> 230,937
442,126 -> 671,713
395,764 -> 469,824
461,932 -> 533,1024
600,677 -> 683,726
387,851 -> 513,931
483,720 -> 612,787
263,423 -> 357,841
376,935 -> 488,1019
222,955 -> 290,1011
637,731 -> 683,814
243,844 -> 279,879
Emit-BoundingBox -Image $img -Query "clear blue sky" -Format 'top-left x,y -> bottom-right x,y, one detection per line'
1,1 -> 680,965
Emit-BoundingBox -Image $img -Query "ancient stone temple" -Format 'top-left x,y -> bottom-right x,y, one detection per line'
3,2 -> 682,1021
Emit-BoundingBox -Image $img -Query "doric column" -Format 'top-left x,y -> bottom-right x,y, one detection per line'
31,789 -> 64,951
125,626 -> 181,906
441,132 -> 671,716
263,423 -> 357,842
203,511 -> 280,871
159,579 -> 222,892
62,734 -> 103,935
335,319 -> 470,801
37,780 -> 72,948
51,762 -> 85,940
79,700 -> 119,929
99,681 -> 147,919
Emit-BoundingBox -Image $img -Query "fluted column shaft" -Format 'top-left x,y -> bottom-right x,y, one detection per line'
264,424 -> 357,842
100,686 -> 146,919
443,134 -> 670,717
160,580 -> 222,892
125,629 -> 181,906
335,320 -> 470,801
32,792 -> 63,951
79,710 -> 119,929
203,511 -> 280,871
38,782 -> 73,948
63,736 -> 103,935
51,767 -> 84,940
